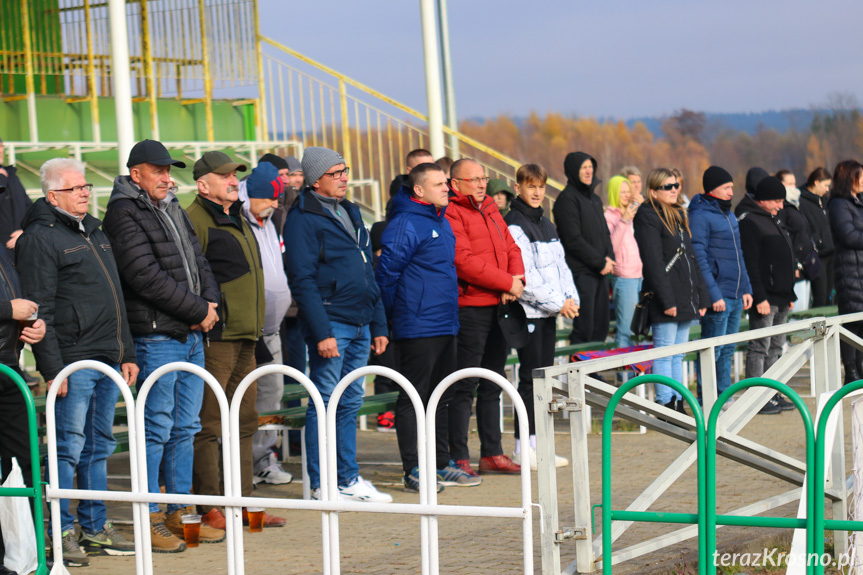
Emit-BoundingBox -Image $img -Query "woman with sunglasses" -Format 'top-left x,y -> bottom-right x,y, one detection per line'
634,168 -> 709,413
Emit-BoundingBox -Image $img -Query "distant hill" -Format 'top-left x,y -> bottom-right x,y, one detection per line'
625,109 -> 818,136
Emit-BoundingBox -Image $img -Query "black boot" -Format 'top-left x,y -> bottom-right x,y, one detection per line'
844,363 -> 860,385
675,398 -> 688,416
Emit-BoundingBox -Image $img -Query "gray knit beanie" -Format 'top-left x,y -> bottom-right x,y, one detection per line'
302,147 -> 344,187
285,155 -> 302,174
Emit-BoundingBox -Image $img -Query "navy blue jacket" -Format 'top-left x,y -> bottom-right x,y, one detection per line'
283,189 -> 387,343
688,193 -> 752,303
375,189 -> 459,340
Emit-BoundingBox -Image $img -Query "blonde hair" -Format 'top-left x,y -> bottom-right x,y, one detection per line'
646,168 -> 691,237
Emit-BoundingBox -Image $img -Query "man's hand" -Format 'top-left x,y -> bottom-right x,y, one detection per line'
121,363 -> 139,386
371,336 -> 388,355
600,258 -> 615,275
664,306 -> 677,317
756,300 -> 771,315
317,337 -> 340,358
10,298 -> 38,321
742,293 -> 753,310
560,298 -> 579,319
712,299 -> 726,312
789,301 -> 794,311
0,168 -> 7,177
509,276 -> 524,298
501,293 -> 517,304
699,308 -> 707,317
49,378 -> 68,398
19,318 -> 45,344
199,302 -> 219,332
6,229 -> 23,250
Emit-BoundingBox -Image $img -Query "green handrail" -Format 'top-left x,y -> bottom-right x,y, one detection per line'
705,378 -> 815,575
0,364 -> 47,575
601,374 -> 708,575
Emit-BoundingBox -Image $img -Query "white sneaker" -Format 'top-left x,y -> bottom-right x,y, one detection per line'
254,461 -> 293,485
512,446 -> 569,470
311,487 -> 347,501
338,476 -> 393,503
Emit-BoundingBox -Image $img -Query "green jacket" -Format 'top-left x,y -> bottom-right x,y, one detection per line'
186,195 -> 264,341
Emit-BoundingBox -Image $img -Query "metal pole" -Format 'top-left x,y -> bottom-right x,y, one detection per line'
140,0 -> 159,139
83,0 -> 102,143
436,0 -> 458,157
339,78 -> 351,168
20,0 -> 38,142
108,0 -> 135,174
252,0 -> 268,141
197,0 -> 214,142
418,0 -> 445,159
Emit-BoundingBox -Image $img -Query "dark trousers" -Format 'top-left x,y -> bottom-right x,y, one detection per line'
281,316 -> 307,449
840,319 -> 863,370
449,306 -> 508,460
515,317 -> 556,438
0,370 -> 33,564
569,272 -> 610,344
370,330 -> 398,396
395,336 -> 457,473
811,254 -> 834,307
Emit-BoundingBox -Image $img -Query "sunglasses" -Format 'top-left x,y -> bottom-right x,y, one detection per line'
656,183 -> 680,191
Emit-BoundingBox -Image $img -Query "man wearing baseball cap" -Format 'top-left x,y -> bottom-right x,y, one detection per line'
186,151 -> 285,528
103,140 -> 225,551
284,146 -> 391,503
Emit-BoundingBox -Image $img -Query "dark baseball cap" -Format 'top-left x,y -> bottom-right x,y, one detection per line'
193,151 -> 248,181
126,139 -> 186,169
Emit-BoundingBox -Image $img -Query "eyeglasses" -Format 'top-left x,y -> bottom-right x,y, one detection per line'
53,183 -> 93,194
322,167 -> 350,179
656,183 -> 680,191
454,176 -> 489,185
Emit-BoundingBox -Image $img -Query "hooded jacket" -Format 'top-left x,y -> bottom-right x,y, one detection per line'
375,189 -> 459,340
283,188 -> 386,343
16,198 -> 137,381
604,207 -> 642,279
828,195 -> 863,313
799,187 -> 834,257
734,195 -> 797,307
688,193 -> 752,303
505,197 -> 579,319
445,188 -> 524,308
102,176 -> 220,341
633,201 -> 710,324
552,152 -> 614,276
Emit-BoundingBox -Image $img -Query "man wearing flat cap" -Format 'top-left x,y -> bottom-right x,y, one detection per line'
103,139 -> 224,551
186,151 -> 282,528
284,146 -> 391,503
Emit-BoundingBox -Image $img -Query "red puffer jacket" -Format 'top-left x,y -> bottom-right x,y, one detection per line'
445,190 -> 524,307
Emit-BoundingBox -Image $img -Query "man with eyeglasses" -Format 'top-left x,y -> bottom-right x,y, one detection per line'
284,146 -> 392,503
16,157 -> 139,565
102,139 -> 225,552
445,158 -> 524,476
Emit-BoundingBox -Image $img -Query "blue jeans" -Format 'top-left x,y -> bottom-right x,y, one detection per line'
611,276 -> 642,348
651,321 -> 693,404
696,297 -> 744,400
53,365 -> 121,534
304,321 -> 371,490
135,332 -> 205,514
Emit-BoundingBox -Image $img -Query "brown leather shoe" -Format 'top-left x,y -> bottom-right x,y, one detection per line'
242,508 -> 286,528
454,459 -> 479,477
478,454 -> 521,474
166,506 -> 226,543
150,512 -> 186,553
200,508 -> 226,530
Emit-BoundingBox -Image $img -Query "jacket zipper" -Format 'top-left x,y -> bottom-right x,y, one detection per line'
82,233 -> 124,361
680,228 -> 698,315
724,212 -> 743,298
0,260 -> 17,299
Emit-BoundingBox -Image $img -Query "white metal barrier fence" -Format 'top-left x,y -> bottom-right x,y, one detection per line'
43,361 -> 534,574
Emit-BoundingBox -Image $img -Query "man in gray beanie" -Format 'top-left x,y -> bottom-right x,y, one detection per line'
283,147 -> 392,503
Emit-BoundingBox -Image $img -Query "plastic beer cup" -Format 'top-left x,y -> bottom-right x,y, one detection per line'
181,514 -> 201,547
247,507 -> 265,533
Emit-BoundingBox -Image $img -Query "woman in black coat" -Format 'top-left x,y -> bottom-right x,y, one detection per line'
800,167 -> 834,307
634,168 -> 709,411
828,160 -> 863,383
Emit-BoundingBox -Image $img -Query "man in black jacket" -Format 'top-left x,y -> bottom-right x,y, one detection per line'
736,176 -> 797,412
102,140 -> 223,552
0,138 -> 33,259
552,151 -> 615,344
17,157 -> 139,562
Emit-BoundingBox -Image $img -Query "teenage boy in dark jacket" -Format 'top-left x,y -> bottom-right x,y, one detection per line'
103,139 -> 224,551
17,158 -> 138,562
284,146 -> 392,503
552,151 -> 615,344
376,162 -> 479,491
736,176 -> 797,413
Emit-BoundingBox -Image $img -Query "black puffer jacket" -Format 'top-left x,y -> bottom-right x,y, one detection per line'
102,177 -> 219,340
828,195 -> 863,313
0,248 -> 23,369
552,151 -> 613,276
799,188 -> 834,257
16,199 -> 136,381
633,201 -> 709,324
735,195 -> 797,307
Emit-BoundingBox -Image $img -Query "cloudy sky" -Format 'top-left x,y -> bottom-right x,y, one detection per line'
259,0 -> 862,121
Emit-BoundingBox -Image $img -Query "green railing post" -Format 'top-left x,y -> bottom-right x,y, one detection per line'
706,378 -> 815,575
0,364 -> 47,575
602,374 -> 708,575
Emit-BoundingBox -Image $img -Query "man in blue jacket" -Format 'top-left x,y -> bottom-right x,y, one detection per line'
689,166 -> 753,403
284,147 -> 392,503
376,162 -> 481,492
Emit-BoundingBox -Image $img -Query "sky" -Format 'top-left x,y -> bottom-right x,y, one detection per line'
258,0 -> 863,121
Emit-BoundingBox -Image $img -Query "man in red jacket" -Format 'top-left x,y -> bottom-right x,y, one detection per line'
445,159 -> 524,475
